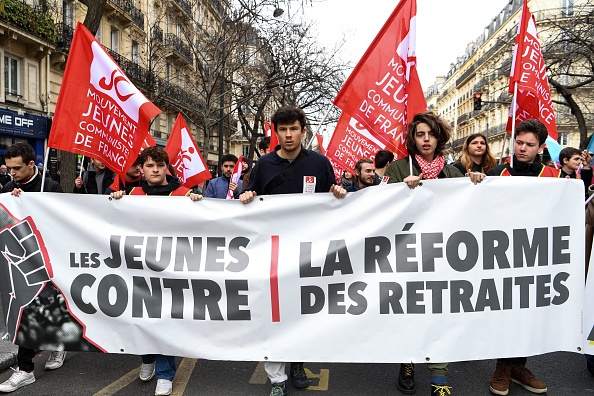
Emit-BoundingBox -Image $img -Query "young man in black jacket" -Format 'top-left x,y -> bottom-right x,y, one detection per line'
240,105 -> 346,396
0,143 -> 64,393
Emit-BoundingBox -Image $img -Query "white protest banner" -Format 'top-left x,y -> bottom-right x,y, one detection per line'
0,178 -> 584,363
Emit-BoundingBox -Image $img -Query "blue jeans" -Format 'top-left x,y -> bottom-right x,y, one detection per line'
142,354 -> 176,381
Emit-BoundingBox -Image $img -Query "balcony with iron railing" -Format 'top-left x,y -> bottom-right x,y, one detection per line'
0,0 -> 57,44
164,33 -> 192,64
151,129 -> 168,140
56,23 -> 74,50
106,0 -> 145,30
456,64 -> 476,88
105,49 -> 154,90
170,0 -> 192,18
152,25 -> 163,44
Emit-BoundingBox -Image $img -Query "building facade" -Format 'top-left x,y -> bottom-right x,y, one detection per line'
0,0 -> 232,177
425,0 -> 593,161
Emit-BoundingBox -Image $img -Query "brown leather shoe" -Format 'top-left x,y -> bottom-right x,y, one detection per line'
511,365 -> 547,394
489,363 -> 511,395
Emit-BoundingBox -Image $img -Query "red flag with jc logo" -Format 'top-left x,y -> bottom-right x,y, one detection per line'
49,22 -> 161,179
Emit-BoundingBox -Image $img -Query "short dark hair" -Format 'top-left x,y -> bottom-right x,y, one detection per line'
559,147 -> 581,164
259,137 -> 270,151
515,119 -> 548,146
271,105 -> 307,130
5,142 -> 35,164
221,154 -> 238,165
374,150 -> 394,168
406,112 -> 451,157
139,146 -> 169,166
355,158 -> 374,174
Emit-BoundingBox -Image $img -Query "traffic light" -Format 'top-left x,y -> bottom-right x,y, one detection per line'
473,92 -> 482,111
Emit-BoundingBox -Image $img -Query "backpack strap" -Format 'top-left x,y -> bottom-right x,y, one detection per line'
262,149 -> 308,195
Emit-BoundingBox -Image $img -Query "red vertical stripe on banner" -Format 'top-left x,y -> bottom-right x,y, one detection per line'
270,235 -> 280,322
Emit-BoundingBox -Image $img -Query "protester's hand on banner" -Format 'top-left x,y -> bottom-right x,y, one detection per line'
189,193 -> 202,202
239,190 -> 257,204
110,191 -> 126,200
10,189 -> 23,197
403,174 -> 423,189
468,172 -> 486,185
329,185 -> 347,199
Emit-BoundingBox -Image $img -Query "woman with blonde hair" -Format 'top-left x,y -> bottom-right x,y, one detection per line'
454,133 -> 497,175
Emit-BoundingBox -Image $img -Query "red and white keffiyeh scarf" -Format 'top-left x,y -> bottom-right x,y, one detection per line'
415,154 -> 445,180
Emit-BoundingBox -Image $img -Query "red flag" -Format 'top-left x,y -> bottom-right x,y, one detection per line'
506,0 -> 557,139
226,155 -> 243,200
49,23 -> 161,179
269,121 -> 279,152
263,119 -> 279,151
326,113 -> 388,175
333,0 -> 426,158
263,120 -> 272,137
316,134 -> 326,156
165,113 -> 212,188
142,134 -> 156,150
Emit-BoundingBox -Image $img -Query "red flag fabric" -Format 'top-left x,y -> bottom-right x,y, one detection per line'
263,120 -> 271,137
333,0 -> 426,158
326,113 -> 388,175
506,0 -> 557,139
48,23 -> 161,179
142,134 -> 156,150
263,119 -> 279,151
269,121 -> 279,152
165,113 -> 212,188
316,134 -> 326,156
226,155 -> 243,200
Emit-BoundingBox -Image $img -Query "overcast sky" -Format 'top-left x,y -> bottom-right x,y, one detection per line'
303,0 -> 511,91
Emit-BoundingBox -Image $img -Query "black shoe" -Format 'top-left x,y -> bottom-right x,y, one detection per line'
270,381 -> 287,396
397,363 -> 416,394
290,362 -> 310,389
430,383 -> 452,396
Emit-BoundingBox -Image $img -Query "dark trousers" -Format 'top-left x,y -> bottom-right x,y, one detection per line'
17,346 -> 36,372
497,357 -> 528,366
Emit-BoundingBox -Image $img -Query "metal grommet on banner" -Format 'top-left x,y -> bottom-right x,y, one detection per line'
264,356 -> 268,360
578,347 -> 582,352
425,357 -> 430,361
259,197 -> 264,201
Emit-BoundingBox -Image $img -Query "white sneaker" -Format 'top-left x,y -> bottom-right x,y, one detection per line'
155,379 -> 172,396
0,370 -> 35,392
45,351 -> 66,370
139,362 -> 156,381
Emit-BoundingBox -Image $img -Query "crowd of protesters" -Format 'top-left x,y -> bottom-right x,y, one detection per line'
0,107 -> 591,396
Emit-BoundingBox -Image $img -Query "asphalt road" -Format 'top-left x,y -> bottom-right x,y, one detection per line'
0,350 -> 591,395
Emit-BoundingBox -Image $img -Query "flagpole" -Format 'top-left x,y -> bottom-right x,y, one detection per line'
306,107 -> 333,150
79,155 -> 85,177
510,82 -> 519,169
40,147 -> 50,192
